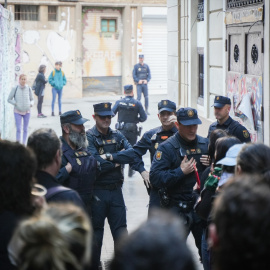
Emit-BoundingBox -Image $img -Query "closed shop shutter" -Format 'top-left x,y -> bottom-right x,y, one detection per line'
142,17 -> 167,95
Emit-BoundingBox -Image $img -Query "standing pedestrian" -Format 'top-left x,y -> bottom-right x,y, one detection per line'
56,110 -> 98,216
208,95 -> 251,142
48,61 -> 66,116
150,107 -> 209,261
112,84 -> 147,176
132,55 -> 151,115
86,102 -> 134,270
7,74 -> 34,145
131,100 -> 177,210
35,65 -> 47,118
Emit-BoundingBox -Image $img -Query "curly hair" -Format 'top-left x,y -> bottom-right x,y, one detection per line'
27,128 -> 60,170
10,203 -> 92,270
212,175 -> 270,270
0,140 -> 36,215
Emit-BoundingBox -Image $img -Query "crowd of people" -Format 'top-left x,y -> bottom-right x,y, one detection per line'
3,62 -> 270,270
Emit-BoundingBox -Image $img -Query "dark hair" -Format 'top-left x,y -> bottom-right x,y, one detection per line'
208,129 -> 228,162
27,128 -> 60,170
212,175 -> 270,270
110,210 -> 196,270
55,61 -> 62,66
214,136 -> 241,165
0,140 -> 36,215
38,65 -> 46,73
237,144 -> 270,178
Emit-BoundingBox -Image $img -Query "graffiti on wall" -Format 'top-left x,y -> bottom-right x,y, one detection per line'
137,21 -> 143,56
82,8 -> 122,77
0,5 -> 16,139
227,73 -> 263,142
14,22 -> 21,80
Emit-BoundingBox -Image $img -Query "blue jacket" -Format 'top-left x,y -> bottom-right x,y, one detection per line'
48,69 -> 67,90
132,63 -> 151,83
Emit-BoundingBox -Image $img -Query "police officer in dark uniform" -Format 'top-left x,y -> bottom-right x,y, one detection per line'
131,100 -> 177,211
56,110 -> 98,215
86,102 -> 134,270
112,84 -> 147,177
150,107 -> 209,260
208,95 -> 251,142
132,54 -> 151,115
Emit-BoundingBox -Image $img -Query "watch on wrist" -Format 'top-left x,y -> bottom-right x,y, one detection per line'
105,153 -> 112,161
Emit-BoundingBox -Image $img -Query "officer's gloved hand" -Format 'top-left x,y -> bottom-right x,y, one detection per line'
141,171 -> 150,188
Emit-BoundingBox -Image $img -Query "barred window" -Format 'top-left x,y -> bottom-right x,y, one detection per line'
101,19 -> 116,33
15,5 -> 39,21
48,6 -> 57,21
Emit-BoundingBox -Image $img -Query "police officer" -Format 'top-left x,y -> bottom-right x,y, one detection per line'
208,95 -> 251,142
112,84 -> 147,177
150,107 -> 209,260
131,100 -> 177,210
56,110 -> 98,214
86,102 -> 134,270
132,54 -> 151,115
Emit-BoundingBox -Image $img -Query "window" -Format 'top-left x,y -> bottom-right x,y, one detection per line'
198,54 -> 204,98
101,19 -> 116,33
48,6 -> 57,21
15,5 -> 39,21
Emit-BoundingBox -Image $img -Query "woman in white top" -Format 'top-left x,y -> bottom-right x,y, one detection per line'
8,74 -> 34,144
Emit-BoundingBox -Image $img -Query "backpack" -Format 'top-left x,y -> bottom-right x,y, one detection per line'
52,70 -> 65,77
32,79 -> 37,91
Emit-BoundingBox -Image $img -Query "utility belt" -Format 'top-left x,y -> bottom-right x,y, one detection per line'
158,188 -> 194,213
115,122 -> 142,136
94,181 -> 122,191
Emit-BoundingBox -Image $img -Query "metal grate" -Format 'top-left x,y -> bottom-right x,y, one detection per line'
15,5 -> 39,21
227,0 -> 263,9
48,6 -> 57,21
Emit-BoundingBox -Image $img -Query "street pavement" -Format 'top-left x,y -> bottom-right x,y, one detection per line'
21,93 -> 212,270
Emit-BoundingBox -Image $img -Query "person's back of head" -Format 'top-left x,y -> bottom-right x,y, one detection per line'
208,129 -> 228,162
236,143 -> 270,176
110,209 -> 196,270
27,128 -> 60,171
210,175 -> 270,270
0,140 -> 36,215
9,203 -> 92,270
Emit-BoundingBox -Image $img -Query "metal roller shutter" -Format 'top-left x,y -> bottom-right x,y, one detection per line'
142,17 -> 167,95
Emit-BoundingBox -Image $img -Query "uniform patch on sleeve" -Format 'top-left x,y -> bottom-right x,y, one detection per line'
243,130 -> 249,138
156,151 -> 162,160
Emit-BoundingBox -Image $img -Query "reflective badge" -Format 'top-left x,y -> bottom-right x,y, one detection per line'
112,139 -> 116,143
75,152 -> 79,157
161,136 -> 168,140
138,68 -> 141,71
104,103 -> 109,108
187,110 -> 194,117
243,130 -> 249,138
76,158 -> 82,165
155,143 -> 159,149
163,100 -> 168,105
156,151 -> 162,160
186,150 -> 190,155
197,148 -> 201,154
99,147 -> 104,154
190,149 -> 196,154
102,140 -> 106,144
217,96 -> 220,100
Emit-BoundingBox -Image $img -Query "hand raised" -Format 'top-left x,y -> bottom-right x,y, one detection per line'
180,156 -> 196,175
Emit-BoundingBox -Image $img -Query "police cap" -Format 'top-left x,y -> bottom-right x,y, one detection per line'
158,100 -> 176,113
212,96 -> 231,108
124,85 -> 133,93
60,110 -> 89,125
177,107 -> 202,126
139,54 -> 144,58
93,102 -> 115,116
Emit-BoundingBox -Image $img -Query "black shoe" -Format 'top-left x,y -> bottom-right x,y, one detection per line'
52,112 -> 55,116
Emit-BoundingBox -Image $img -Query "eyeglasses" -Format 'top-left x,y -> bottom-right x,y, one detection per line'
98,115 -> 112,120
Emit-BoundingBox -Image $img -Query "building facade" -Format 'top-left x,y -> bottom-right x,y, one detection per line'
1,0 -> 167,100
168,0 -> 270,144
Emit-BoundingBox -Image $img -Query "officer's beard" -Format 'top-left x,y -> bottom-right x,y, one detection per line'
69,129 -> 88,149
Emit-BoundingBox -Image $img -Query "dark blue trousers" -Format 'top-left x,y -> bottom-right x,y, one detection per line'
91,187 -> 127,270
136,84 -> 149,110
